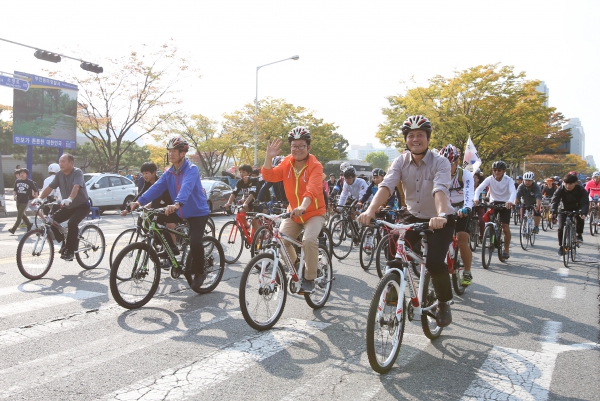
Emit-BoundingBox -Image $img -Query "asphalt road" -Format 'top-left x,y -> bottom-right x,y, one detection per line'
0,211 -> 598,401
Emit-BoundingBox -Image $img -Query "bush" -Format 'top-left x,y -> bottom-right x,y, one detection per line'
3,172 -> 44,191
4,173 -> 15,189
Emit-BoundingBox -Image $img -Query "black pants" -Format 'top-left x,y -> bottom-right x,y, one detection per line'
557,213 -> 584,246
403,214 -> 455,303
52,203 -> 91,253
12,203 -> 31,230
187,215 -> 209,274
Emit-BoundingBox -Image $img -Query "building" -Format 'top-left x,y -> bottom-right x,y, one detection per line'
562,118 -> 585,157
536,81 -> 549,107
347,143 -> 401,164
585,155 -> 596,169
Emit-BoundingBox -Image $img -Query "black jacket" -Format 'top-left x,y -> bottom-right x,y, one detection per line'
551,184 -> 589,215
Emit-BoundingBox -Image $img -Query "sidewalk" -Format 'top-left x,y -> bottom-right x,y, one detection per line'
1,193 -> 36,218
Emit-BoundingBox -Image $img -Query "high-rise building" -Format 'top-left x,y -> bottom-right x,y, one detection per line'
563,118 -> 585,157
585,155 -> 596,169
347,143 -> 401,163
536,81 -> 549,107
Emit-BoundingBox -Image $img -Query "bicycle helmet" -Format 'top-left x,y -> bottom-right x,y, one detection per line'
48,163 -> 60,173
340,161 -> 352,172
553,175 -> 560,181
440,144 -> 460,163
523,171 -> 535,180
288,126 -> 311,143
516,175 -> 523,180
272,155 -> 284,167
401,115 -> 432,137
372,168 -> 386,177
343,167 -> 356,179
593,172 -> 600,178
166,136 -> 189,152
492,161 -> 507,170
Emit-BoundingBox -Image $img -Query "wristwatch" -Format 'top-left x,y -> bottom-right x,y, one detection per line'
438,213 -> 447,218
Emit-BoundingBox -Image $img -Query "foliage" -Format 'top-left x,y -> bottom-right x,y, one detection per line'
72,140 -> 149,173
524,154 -> 594,179
364,151 -> 390,170
0,105 -> 26,156
145,144 -> 168,172
377,64 -> 570,172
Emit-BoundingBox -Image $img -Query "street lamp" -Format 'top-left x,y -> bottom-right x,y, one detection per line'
254,55 -> 299,166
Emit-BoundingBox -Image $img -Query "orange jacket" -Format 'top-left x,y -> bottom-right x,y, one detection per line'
261,154 -> 326,224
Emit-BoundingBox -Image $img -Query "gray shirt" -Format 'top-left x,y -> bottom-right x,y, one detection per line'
380,149 -> 454,219
49,168 -> 89,209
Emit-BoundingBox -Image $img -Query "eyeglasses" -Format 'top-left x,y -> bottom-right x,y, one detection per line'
291,145 -> 307,150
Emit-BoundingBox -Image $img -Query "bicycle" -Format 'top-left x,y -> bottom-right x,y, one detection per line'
365,220 -> 445,373
217,203 -> 259,264
468,208 -> 480,252
239,211 -> 334,330
541,198 -> 553,231
359,208 -> 404,271
589,196 -> 599,236
16,200 -> 106,280
519,205 -> 537,251
512,203 -> 521,225
481,202 -> 511,269
110,208 -> 224,309
558,210 -> 582,267
330,200 -> 363,260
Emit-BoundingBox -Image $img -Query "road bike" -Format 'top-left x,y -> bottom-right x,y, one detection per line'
519,205 -> 537,251
17,200 -> 106,280
589,196 -> 599,236
110,208 -> 224,309
558,210 -> 582,267
481,202 -> 511,269
217,203 -> 260,263
365,219 -> 445,373
330,200 -> 363,260
512,203 -> 521,225
541,198 -> 553,231
239,212 -> 333,330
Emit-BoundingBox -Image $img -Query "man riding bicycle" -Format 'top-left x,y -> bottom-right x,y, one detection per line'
552,173 -> 589,254
262,126 -> 326,294
585,172 -> 600,211
516,171 -> 542,233
473,161 -> 516,259
130,137 -> 211,291
224,164 -> 260,233
337,166 -> 368,225
358,115 -> 455,327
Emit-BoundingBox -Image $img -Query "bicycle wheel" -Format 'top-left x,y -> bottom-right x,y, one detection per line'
481,225 -> 494,269
251,226 -> 273,258
366,272 -> 406,373
530,221 -> 536,246
548,212 -> 553,229
451,247 -> 466,295
375,233 -> 394,278
421,271 -> 443,340
331,220 -> 353,260
110,243 -> 161,309
519,218 -> 529,251
110,228 -> 140,268
513,209 -> 519,225
359,227 -> 378,270
184,236 -> 225,294
541,212 -> 548,231
590,211 -> 597,236
218,221 -> 244,264
16,229 -> 54,280
469,220 -> 478,252
304,245 -> 333,309
319,226 -> 334,259
570,227 -> 577,262
205,217 -> 215,238
328,213 -> 341,232
562,225 -> 570,267
239,253 -> 287,330
497,228 -> 507,263
75,224 -> 106,269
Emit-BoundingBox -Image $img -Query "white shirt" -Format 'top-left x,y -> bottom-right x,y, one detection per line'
42,175 -> 61,201
448,167 -> 474,210
338,178 -> 368,207
474,174 -> 516,203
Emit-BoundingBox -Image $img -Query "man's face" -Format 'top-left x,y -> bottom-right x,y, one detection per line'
59,155 -> 74,172
492,168 -> 505,180
168,149 -> 185,164
240,170 -> 251,182
345,176 -> 355,185
329,176 -> 335,182
19,171 -> 27,180
372,175 -> 383,185
405,130 -> 428,154
564,182 -> 577,191
594,177 -> 600,184
524,179 -> 533,188
142,171 -> 156,183
290,139 -> 310,160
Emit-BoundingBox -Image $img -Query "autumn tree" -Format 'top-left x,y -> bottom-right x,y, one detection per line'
523,154 -> 594,179
365,151 -> 389,170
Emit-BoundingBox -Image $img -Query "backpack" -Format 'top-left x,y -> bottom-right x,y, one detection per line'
449,167 -> 464,192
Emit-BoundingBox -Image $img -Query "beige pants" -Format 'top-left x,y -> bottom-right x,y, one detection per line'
278,215 -> 325,280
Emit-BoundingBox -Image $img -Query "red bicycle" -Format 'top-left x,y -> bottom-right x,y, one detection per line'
218,204 -> 258,264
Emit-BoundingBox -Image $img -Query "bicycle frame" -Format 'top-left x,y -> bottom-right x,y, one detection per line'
140,209 -> 189,270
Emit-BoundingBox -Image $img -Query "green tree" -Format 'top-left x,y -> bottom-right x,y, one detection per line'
0,105 -> 26,156
365,151 -> 390,170
73,140 -> 149,172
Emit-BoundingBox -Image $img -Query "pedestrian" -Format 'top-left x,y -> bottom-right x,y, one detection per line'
9,168 -> 38,234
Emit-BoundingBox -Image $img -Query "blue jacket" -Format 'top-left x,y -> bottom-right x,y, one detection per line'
137,159 -> 210,219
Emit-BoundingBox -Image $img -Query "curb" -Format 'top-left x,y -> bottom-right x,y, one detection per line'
2,211 -> 36,218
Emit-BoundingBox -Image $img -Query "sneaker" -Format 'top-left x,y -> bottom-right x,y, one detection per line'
60,252 -> 74,261
501,251 -> 510,259
298,279 -> 315,294
558,247 -> 564,256
8,228 -> 16,234
18,223 -> 27,228
435,302 -> 452,327
191,272 -> 208,291
461,272 -> 473,286
576,234 -> 583,243
533,226 -> 539,234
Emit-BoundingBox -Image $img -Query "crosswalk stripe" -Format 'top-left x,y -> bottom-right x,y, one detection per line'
551,286 -> 566,299
104,319 -> 331,401
0,290 -> 104,318
0,309 -> 240,399
0,283 -> 51,298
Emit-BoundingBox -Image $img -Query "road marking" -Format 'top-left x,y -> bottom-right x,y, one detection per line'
0,290 -> 104,318
0,309 -> 240,399
0,283 -> 51,298
558,268 -> 569,277
461,321 -> 598,401
104,319 -> 330,401
551,286 -> 566,299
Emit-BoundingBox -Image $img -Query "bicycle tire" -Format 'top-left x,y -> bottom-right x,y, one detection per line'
590,211 -> 597,236
328,213 -> 341,232
451,245 -> 466,295
304,244 -> 333,309
319,226 -> 334,260
206,216 -> 215,238
239,253 -> 287,330
468,219 -> 478,252
497,227 -> 507,263
481,225 -> 494,269
562,225 -> 570,267
16,228 -> 54,280
366,272 -> 406,373
331,219 -> 353,260
375,233 -> 395,278
421,271 -> 443,340
529,222 -> 536,246
110,228 -> 139,268
570,226 -> 577,263
519,218 -> 529,251
359,227 -> 377,270
541,213 -> 548,231
110,242 -> 161,309
76,224 -> 106,269
218,221 -> 244,264
184,236 -> 225,294
251,226 -> 272,258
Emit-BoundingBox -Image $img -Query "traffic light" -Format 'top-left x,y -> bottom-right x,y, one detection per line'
34,50 -> 61,63
80,62 -> 103,74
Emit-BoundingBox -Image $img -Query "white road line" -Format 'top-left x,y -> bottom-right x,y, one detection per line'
104,319 -> 331,401
0,290 -> 104,318
551,286 -> 566,299
558,268 -> 569,277
0,283 -> 51,298
0,310 -> 239,399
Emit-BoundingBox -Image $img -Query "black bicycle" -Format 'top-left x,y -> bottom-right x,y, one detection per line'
330,200 -> 363,260
558,210 -> 582,267
481,202 -> 511,269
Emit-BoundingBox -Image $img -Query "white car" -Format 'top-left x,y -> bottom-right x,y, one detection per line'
84,173 -> 137,211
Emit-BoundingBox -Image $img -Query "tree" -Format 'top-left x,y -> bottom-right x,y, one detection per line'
72,140 -> 149,172
523,154 -> 594,179
0,105 -> 26,156
50,41 -> 194,173
365,151 -> 389,170
377,64 -> 570,172
146,144 -> 168,172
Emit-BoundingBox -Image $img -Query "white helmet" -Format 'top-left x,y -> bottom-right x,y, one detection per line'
340,161 -> 352,172
593,172 -> 600,178
48,163 -> 60,173
523,171 -> 535,180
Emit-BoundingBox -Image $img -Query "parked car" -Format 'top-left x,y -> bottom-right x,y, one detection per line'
201,179 -> 233,212
84,173 -> 137,212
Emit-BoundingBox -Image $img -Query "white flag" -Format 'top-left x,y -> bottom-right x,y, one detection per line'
462,136 -> 482,172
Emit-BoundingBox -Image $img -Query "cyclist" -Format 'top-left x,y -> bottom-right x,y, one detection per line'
551,173 -> 589,254
10,168 -> 38,234
327,174 -> 337,196
585,172 -> 600,210
516,171 -> 542,233
224,164 -> 260,233
542,177 -> 558,199
337,166 -> 368,214
257,156 -> 286,208
331,162 -> 352,196
514,175 -> 523,190
358,115 -> 455,327
358,168 -> 393,208
34,154 -> 90,261
130,137 -> 211,291
262,126 -> 327,294
473,161 -> 516,259
440,144 -> 475,286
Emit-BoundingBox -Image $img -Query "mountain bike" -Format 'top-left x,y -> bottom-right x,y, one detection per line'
481,202 -> 510,269
558,210 -> 582,267
218,204 -> 259,264
17,200 -> 106,280
239,212 -> 333,330
110,208 -> 224,309
360,208 -> 404,271
519,205 -> 536,251
365,220 -> 445,373
468,208 -> 480,251
589,196 -> 599,236
330,200 -> 363,260
541,198 -> 553,231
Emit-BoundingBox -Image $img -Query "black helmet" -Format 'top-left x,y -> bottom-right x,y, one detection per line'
372,168 -> 386,177
492,161 -> 507,170
343,167 -> 356,178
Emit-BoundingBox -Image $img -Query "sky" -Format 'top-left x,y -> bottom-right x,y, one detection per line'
1,0 -> 599,169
